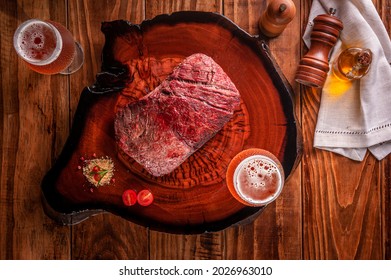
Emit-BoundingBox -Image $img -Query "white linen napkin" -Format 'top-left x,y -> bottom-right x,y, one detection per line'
303,0 -> 391,161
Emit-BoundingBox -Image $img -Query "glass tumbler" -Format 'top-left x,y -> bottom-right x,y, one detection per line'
226,148 -> 285,207
13,19 -> 84,75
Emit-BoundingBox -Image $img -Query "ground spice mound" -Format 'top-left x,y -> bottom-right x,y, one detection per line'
82,157 -> 114,187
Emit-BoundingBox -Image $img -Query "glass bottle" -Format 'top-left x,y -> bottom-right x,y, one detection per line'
332,47 -> 372,81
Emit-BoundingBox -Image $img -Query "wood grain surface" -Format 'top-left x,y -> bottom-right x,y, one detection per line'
1,0 -> 390,260
40,13 -> 300,235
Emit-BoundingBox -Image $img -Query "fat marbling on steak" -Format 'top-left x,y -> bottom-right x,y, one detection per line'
114,53 -> 240,177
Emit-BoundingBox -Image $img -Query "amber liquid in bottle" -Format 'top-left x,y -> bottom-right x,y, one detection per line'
333,48 -> 372,81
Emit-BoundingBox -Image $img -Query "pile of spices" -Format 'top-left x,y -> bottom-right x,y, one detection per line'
82,157 -> 115,187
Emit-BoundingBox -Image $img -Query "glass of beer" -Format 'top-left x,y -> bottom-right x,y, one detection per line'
226,148 -> 285,207
13,19 -> 84,75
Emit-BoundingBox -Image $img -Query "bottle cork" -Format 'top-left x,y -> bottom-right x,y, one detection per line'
259,0 -> 297,38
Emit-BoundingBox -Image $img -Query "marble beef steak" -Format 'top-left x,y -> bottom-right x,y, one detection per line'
114,53 -> 240,177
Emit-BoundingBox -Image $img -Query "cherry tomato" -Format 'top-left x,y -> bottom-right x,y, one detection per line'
137,189 -> 154,206
92,165 -> 100,172
93,173 -> 102,182
122,189 -> 137,206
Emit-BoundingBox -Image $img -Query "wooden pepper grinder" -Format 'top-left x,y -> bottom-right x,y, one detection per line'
295,8 -> 343,88
259,0 -> 296,38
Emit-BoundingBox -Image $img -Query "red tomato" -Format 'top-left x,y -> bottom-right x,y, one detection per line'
137,189 -> 154,206
93,173 -> 102,182
122,189 -> 137,206
92,165 -> 100,172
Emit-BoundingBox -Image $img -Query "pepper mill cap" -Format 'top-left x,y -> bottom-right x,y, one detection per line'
312,8 -> 343,32
258,0 -> 296,38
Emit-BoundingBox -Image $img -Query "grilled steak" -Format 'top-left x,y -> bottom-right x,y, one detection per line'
114,53 -> 240,177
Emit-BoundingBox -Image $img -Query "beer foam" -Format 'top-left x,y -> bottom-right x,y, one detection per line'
233,155 -> 282,205
13,19 -> 62,65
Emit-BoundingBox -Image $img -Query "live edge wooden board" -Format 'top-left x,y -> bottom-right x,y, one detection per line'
41,12 -> 302,234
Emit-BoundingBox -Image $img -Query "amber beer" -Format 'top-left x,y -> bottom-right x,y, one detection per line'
13,19 -> 83,74
226,149 -> 284,207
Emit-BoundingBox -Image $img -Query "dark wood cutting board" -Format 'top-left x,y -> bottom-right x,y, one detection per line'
41,12 -> 301,234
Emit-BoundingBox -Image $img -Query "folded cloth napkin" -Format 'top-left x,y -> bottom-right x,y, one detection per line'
303,0 -> 391,161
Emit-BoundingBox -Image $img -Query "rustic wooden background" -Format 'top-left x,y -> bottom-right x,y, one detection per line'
1,0 -> 390,260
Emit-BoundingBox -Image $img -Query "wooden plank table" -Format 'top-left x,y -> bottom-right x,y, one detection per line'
0,0 -> 390,260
